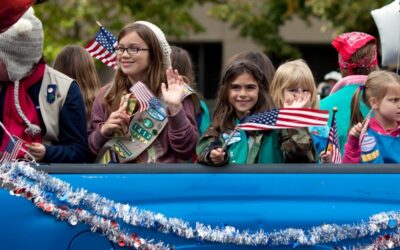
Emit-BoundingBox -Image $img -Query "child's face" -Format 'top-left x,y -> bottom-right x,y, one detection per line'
373,85 -> 400,128
283,87 -> 311,108
228,73 -> 259,119
116,31 -> 150,82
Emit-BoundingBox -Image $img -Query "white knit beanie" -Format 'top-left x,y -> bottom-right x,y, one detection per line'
0,7 -> 43,81
134,21 -> 171,69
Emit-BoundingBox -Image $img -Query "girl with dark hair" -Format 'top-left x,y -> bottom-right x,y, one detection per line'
196,61 -> 282,166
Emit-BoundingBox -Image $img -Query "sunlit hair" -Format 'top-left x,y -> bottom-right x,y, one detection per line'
103,23 -> 167,113
350,70 -> 400,127
227,50 -> 275,90
53,45 -> 101,126
269,59 -> 317,109
212,61 -> 274,132
340,42 -> 379,77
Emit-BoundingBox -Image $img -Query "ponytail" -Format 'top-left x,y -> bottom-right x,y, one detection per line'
349,86 -> 365,128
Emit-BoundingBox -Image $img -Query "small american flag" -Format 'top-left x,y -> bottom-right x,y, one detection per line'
0,136 -> 24,163
236,108 -> 329,131
327,115 -> 342,164
129,81 -> 154,113
85,26 -> 117,69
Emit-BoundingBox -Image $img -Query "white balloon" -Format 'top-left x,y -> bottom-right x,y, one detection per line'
371,0 -> 400,66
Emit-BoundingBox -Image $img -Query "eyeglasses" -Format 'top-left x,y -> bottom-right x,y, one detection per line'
114,47 -> 149,55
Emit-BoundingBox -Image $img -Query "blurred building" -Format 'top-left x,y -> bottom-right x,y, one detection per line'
170,4 -> 339,100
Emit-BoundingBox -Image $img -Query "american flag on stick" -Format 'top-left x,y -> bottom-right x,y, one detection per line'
236,108 -> 329,131
85,22 -> 117,69
129,81 -> 155,113
327,114 -> 342,164
0,136 -> 24,163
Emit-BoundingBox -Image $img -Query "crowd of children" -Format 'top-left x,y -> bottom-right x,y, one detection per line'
1,7 -> 400,165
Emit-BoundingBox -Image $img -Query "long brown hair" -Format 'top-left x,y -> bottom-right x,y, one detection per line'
53,45 -> 101,125
103,23 -> 167,113
350,70 -> 400,127
212,61 -> 274,132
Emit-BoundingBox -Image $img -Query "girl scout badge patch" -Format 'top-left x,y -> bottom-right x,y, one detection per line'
222,131 -> 241,146
361,135 -> 376,153
47,84 -> 57,103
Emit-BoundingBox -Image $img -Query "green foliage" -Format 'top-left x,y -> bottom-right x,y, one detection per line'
209,0 -> 393,60
34,0 -> 212,62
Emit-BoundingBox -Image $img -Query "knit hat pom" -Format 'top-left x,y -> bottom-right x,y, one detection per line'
0,7 -> 43,81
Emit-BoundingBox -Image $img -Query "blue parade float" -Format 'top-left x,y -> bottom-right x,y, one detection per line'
1,163 -> 400,249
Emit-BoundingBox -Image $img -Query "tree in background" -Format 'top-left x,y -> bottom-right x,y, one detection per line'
34,0 -> 213,61
209,0 -> 392,60
35,0 -> 392,62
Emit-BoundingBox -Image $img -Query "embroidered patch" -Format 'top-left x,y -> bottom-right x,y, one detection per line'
361,135 -> 376,153
126,96 -> 137,116
130,123 -> 153,141
113,140 -> 132,159
143,118 -> 153,128
147,108 -> 166,121
222,131 -> 241,146
361,149 -> 380,162
46,84 -> 57,103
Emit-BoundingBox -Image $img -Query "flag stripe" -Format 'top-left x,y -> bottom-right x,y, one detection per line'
328,115 -> 342,164
279,109 -> 330,118
129,82 -> 154,113
277,115 -> 329,125
236,108 -> 329,131
84,26 -> 117,69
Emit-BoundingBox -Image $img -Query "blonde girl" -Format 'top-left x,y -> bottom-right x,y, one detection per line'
344,70 -> 400,163
268,59 -> 319,163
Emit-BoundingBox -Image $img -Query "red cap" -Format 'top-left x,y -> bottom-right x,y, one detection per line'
331,32 -> 377,72
0,0 -> 35,33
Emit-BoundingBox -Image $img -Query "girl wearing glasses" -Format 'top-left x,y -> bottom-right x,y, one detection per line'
88,21 -> 200,163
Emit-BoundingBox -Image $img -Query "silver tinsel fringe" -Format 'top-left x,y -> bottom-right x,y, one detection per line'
1,162 -> 400,249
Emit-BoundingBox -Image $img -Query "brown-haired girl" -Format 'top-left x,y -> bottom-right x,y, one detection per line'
196,61 -> 282,165
53,45 -> 101,127
343,70 -> 400,163
88,21 -> 199,163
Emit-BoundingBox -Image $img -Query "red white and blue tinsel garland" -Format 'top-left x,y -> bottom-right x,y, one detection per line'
1,161 -> 400,249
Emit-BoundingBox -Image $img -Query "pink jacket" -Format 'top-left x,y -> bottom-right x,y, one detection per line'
343,118 -> 400,163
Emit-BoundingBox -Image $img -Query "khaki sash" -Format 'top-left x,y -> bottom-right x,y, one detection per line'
96,84 -> 198,163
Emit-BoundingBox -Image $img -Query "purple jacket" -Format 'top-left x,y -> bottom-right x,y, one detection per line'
88,85 -> 199,163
